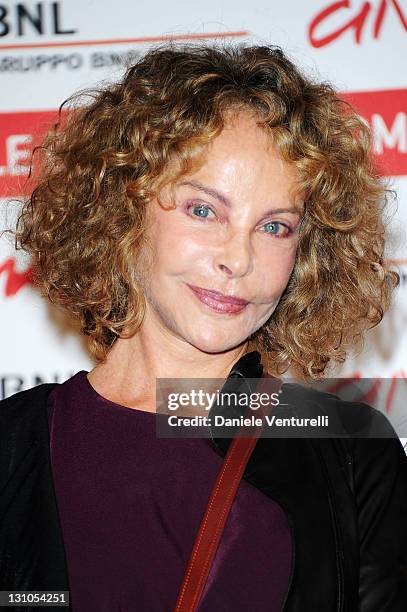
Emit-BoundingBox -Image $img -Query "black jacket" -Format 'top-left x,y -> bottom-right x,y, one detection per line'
1,351 -> 407,611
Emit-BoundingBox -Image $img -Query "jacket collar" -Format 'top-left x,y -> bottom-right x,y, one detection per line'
208,349 -> 281,455
226,349 -> 264,379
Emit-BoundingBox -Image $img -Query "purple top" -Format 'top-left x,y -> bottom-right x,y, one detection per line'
47,370 -> 293,611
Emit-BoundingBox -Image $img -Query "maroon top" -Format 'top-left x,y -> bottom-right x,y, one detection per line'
47,370 -> 293,611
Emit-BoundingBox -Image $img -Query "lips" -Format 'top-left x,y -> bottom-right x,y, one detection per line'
187,284 -> 248,305
186,283 -> 249,314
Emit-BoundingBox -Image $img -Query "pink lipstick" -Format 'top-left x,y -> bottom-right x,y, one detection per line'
186,284 -> 249,314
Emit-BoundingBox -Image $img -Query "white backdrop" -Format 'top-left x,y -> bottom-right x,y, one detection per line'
0,1 -> 406,442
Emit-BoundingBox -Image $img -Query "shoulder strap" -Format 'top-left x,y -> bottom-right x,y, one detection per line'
174,373 -> 282,612
173,434 -> 259,611
173,372 -> 279,611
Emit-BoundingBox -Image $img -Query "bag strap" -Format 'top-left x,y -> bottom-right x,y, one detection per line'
174,373 -> 279,611
173,435 -> 259,611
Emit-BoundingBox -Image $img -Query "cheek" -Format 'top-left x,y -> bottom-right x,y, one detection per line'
152,224 -> 209,274
257,248 -> 297,296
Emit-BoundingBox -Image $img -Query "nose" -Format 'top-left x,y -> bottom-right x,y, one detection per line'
213,230 -> 253,278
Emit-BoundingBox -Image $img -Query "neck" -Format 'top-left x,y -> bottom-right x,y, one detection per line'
86,315 -> 250,411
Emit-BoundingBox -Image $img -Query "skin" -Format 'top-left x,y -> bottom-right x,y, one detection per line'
87,109 -> 304,412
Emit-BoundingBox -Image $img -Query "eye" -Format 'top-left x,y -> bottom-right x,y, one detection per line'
261,221 -> 293,238
188,203 -> 215,220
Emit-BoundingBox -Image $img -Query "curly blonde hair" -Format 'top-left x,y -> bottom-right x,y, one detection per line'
10,41 -> 399,379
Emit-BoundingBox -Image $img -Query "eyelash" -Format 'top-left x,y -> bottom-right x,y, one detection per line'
187,203 -> 294,238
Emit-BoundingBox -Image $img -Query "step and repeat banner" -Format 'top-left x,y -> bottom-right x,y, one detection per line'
0,1 -> 406,440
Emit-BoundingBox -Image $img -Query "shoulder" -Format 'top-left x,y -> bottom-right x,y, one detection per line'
278,381 -> 407,504
279,380 -> 400,439
0,382 -> 59,426
0,383 -> 60,487
0,383 -> 60,456
278,379 -> 406,467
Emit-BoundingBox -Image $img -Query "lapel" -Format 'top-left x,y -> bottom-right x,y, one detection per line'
207,350 -> 359,611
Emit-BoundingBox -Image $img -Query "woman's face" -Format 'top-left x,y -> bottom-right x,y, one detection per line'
136,110 -> 304,354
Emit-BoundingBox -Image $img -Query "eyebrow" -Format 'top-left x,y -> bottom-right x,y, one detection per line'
178,179 -> 303,217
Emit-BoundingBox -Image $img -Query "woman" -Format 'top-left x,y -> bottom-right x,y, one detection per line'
1,42 -> 406,611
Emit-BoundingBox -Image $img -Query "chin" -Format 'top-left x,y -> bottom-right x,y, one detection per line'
187,332 -> 246,355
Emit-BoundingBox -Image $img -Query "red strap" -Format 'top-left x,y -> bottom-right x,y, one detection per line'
173,434 -> 259,611
173,372 -> 280,611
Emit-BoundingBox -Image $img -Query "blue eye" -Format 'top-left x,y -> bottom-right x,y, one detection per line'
264,222 -> 279,234
263,221 -> 292,238
190,204 -> 214,219
264,221 -> 283,234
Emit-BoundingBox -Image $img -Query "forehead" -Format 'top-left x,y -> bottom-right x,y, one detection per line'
153,108 -> 304,208
211,108 -> 276,153
184,112 -> 302,202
